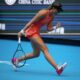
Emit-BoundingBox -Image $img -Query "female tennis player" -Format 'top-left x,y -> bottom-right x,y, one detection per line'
12,1 -> 67,75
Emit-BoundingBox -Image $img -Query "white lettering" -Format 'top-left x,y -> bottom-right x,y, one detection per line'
32,0 -> 42,4
43,0 -> 55,4
18,0 -> 31,4
4,0 -> 55,5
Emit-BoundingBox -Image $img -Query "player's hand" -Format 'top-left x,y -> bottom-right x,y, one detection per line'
18,32 -> 22,38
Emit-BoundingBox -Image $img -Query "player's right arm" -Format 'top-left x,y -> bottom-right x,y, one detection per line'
18,10 -> 47,37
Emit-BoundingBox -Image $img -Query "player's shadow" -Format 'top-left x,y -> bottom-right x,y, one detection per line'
15,69 -> 80,78
16,69 -> 57,77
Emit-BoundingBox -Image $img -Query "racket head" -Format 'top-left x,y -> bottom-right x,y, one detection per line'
12,44 -> 26,68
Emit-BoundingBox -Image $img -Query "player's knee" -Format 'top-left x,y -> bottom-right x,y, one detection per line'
34,53 -> 40,58
33,51 -> 40,58
41,46 -> 48,53
36,54 -> 40,57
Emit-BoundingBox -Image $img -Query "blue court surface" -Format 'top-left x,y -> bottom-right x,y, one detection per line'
0,39 -> 80,80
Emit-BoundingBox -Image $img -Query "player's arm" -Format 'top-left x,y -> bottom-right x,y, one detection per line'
20,10 -> 47,34
47,21 -> 54,31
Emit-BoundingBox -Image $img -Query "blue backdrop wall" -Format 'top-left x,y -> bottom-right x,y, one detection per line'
0,0 -> 80,40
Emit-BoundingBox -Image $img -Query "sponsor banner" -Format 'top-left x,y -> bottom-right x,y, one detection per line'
4,0 -> 55,5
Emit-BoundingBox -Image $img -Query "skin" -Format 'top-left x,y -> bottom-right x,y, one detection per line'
18,8 -> 59,70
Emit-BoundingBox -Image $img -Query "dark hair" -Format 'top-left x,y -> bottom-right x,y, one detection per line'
49,1 -> 63,13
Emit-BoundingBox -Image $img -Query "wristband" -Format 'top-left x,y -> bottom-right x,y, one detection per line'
20,29 -> 24,35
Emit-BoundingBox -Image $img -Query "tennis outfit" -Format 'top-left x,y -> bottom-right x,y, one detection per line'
25,10 -> 53,39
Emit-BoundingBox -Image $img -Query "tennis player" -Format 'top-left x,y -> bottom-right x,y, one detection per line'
12,1 -> 67,75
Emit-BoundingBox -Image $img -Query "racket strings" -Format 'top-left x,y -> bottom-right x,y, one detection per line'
12,43 -> 26,68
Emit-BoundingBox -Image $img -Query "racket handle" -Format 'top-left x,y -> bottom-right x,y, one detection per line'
18,37 -> 21,43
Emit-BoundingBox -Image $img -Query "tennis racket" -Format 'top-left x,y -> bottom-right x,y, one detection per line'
12,37 -> 26,68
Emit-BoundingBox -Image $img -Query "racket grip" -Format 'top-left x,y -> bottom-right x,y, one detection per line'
18,37 -> 21,43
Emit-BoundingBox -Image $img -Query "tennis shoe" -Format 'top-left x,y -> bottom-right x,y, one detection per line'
11,58 -> 18,71
56,62 -> 67,75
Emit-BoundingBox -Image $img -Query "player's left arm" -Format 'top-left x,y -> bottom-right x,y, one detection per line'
47,21 -> 53,31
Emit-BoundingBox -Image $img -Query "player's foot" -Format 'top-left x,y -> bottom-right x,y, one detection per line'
12,58 -> 18,66
56,62 -> 67,75
11,58 -> 18,71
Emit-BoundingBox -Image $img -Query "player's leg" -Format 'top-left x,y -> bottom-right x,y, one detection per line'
30,35 -> 58,70
18,41 -> 40,62
12,40 -> 40,66
30,35 -> 67,75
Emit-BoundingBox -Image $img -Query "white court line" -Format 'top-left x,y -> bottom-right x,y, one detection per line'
0,60 -> 29,66
0,60 -> 29,71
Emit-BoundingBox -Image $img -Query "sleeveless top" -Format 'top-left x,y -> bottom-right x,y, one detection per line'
25,10 -> 53,37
